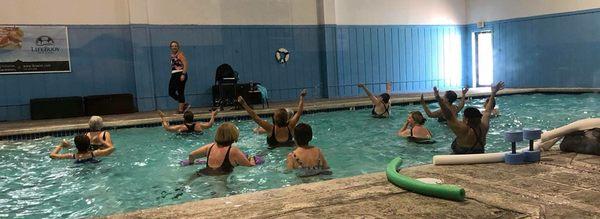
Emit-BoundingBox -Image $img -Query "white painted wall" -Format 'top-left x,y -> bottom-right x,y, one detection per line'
467,0 -> 600,23
143,0 -> 318,25
3,0 -> 600,25
334,0 -> 467,25
0,0 -> 131,25
0,0 -> 318,25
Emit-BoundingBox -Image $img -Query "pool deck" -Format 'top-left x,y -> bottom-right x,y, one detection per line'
108,150 -> 600,218
1,87 -> 597,138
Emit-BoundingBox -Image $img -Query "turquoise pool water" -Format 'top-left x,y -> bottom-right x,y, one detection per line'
0,93 -> 598,218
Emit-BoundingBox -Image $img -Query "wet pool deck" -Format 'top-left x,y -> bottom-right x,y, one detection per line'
1,87 -> 597,138
108,150 -> 600,218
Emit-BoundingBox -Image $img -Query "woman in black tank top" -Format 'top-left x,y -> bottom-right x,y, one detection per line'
238,89 -> 307,148
431,82 -> 504,155
186,123 -> 256,177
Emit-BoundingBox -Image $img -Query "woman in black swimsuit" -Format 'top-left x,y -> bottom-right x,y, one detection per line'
397,111 -> 433,142
86,116 -> 113,150
49,135 -> 115,163
433,82 -> 504,154
158,110 -> 219,133
186,123 -> 256,176
238,89 -> 307,148
357,82 -> 392,118
420,88 -> 468,123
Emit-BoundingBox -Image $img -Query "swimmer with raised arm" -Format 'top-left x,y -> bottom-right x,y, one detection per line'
158,109 -> 219,133
397,111 -> 433,142
254,108 -> 294,134
482,98 -> 500,117
238,89 -> 307,148
421,87 -> 468,122
435,81 -> 504,154
50,135 -> 115,163
358,82 -> 392,118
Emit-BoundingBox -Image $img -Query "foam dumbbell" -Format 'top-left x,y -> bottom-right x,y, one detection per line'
504,130 -> 525,165
523,128 -> 542,162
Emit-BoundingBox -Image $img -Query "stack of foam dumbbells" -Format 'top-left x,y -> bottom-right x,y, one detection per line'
504,128 -> 543,164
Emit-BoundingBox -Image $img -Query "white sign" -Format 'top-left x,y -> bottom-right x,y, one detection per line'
0,26 -> 71,74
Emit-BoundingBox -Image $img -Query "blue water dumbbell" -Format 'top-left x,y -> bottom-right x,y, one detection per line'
523,128 -> 542,162
504,130 -> 525,165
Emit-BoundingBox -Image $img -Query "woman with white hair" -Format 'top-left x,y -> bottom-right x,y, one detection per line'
85,116 -> 114,150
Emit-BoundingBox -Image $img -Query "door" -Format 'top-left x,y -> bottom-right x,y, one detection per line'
473,31 -> 493,87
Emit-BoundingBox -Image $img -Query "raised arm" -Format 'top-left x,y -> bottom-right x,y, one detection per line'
288,89 -> 307,128
456,87 -> 469,112
357,83 -> 380,105
420,94 -> 442,118
199,109 -> 219,130
434,87 -> 468,135
49,140 -> 74,159
482,81 -> 504,127
238,96 -> 272,131
158,110 -> 180,132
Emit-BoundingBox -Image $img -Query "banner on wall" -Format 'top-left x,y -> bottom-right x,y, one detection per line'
0,26 -> 71,74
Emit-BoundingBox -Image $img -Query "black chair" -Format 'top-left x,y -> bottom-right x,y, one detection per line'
214,64 -> 239,108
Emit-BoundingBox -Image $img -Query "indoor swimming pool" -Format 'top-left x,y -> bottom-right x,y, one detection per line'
0,93 -> 598,218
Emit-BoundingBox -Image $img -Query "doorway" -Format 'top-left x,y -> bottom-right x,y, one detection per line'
472,31 -> 493,87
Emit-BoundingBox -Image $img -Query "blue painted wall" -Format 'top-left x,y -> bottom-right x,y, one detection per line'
332,25 -> 465,97
0,26 -> 136,121
145,25 -> 324,110
2,8 -> 599,121
466,9 -> 600,88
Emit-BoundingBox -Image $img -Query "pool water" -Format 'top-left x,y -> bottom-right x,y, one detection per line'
0,93 -> 598,218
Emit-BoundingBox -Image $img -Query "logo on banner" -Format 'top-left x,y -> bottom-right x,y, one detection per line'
32,35 -> 59,54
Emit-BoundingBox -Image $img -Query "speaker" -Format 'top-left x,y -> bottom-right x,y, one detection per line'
84,94 -> 137,116
30,96 -> 84,120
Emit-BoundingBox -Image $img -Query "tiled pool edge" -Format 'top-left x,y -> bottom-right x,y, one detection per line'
1,87 -> 598,140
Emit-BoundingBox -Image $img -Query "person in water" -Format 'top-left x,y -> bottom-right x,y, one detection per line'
434,81 -> 504,154
238,89 -> 307,148
357,82 -> 392,118
397,111 -> 433,142
49,135 -> 115,163
253,108 -> 294,134
187,122 -> 256,176
482,97 -> 500,117
421,87 -> 468,122
85,116 -> 114,150
158,109 -> 219,133
286,123 -> 331,177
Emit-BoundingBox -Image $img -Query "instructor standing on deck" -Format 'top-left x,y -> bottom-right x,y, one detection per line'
168,41 -> 190,113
